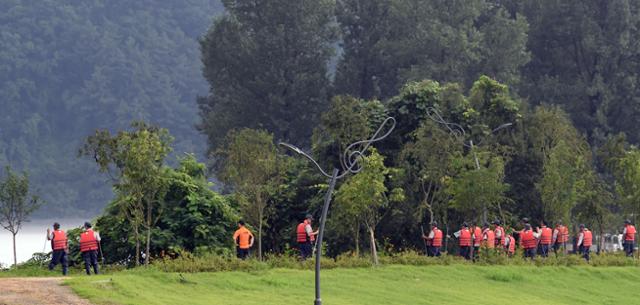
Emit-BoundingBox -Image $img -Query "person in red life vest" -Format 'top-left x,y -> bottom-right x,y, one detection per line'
536,220 -> 553,257
296,214 -> 318,260
504,229 -> 516,257
577,224 -> 593,262
552,220 -> 569,255
79,222 -> 101,275
46,222 -> 68,275
482,223 -> 495,253
492,220 -> 505,251
520,224 -> 538,259
471,222 -> 483,260
454,222 -> 472,260
422,222 -> 443,257
233,220 -> 254,260
623,219 -> 636,257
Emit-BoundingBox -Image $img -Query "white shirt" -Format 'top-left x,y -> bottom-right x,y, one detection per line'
305,224 -> 313,236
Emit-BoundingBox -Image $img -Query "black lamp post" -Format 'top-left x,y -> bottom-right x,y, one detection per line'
279,117 -> 396,305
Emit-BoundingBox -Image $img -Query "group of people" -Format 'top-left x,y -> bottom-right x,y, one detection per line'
47,222 -> 102,275
422,219 -> 637,262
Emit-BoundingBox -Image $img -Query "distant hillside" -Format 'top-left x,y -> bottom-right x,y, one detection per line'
0,0 -> 223,217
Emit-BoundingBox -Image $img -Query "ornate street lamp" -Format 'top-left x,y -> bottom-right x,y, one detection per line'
279,117 -> 396,305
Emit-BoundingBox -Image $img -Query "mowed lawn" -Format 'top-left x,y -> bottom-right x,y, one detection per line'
66,265 -> 640,305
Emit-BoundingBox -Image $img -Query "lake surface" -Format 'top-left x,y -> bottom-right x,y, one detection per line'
0,219 -> 86,267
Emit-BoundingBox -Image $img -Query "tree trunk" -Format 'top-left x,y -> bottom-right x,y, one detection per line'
354,224 -> 360,256
145,201 -> 152,266
12,232 -> 17,267
134,226 -> 140,267
368,226 -> 378,265
258,211 -> 263,261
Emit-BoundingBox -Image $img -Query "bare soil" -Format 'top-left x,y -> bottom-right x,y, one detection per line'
0,277 -> 93,305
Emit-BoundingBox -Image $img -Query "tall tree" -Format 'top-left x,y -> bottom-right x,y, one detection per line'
198,0 -> 337,153
217,128 -> 281,260
0,167 -> 40,266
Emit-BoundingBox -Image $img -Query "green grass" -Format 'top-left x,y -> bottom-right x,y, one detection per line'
66,265 -> 640,305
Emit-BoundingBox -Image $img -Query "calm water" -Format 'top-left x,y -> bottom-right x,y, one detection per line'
0,219 -> 85,267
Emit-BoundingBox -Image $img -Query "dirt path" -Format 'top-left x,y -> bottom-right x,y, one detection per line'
0,277 -> 94,305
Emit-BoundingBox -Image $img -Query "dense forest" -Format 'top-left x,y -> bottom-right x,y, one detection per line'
0,0 -> 223,217
4,0 -> 640,259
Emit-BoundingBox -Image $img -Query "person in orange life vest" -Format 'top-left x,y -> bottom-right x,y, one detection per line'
552,220 -> 569,255
233,220 -> 254,260
471,222 -> 483,260
422,222 -> 443,257
454,222 -> 472,260
79,222 -> 101,275
577,224 -> 593,262
482,223 -> 495,252
536,220 -> 553,257
504,228 -> 516,257
623,219 -> 636,257
492,220 -> 505,250
520,224 -> 539,259
296,214 -> 318,260
46,222 -> 68,275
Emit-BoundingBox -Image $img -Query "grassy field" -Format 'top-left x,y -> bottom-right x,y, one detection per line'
66,264 -> 640,305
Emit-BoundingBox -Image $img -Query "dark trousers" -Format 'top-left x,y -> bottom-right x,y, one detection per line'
299,242 -> 312,260
473,246 -> 480,260
553,242 -> 566,255
236,247 -> 249,260
624,241 -> 635,257
82,250 -> 100,275
540,244 -> 550,257
460,246 -> 471,260
524,248 -> 536,259
48,250 -> 68,275
580,246 -> 590,262
428,246 -> 441,257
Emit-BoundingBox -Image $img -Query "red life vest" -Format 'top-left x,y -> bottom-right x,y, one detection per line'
431,228 -> 443,247
625,225 -> 636,241
79,229 -> 99,253
52,230 -> 67,251
459,228 -> 471,247
521,229 -> 536,249
556,225 -> 569,243
507,235 -> 516,254
539,226 -> 552,245
494,226 -> 505,247
473,227 -> 482,246
296,220 -> 314,243
582,229 -> 592,247
483,229 -> 495,249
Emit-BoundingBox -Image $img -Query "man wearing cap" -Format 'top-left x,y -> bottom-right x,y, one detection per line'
46,222 -> 68,275
623,220 -> 636,257
454,222 -> 472,260
577,224 -> 593,262
296,214 -> 318,260
79,222 -> 101,275
422,222 -> 443,257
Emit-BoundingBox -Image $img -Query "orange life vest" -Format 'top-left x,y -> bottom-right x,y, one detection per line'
296,220 -> 314,243
233,227 -> 253,249
556,225 -> 569,243
431,228 -> 443,247
473,227 -> 483,246
520,229 -> 536,249
582,229 -> 592,247
507,235 -> 516,254
539,226 -> 552,245
494,226 -> 505,247
52,230 -> 67,251
625,225 -> 636,241
483,229 -> 495,249
79,229 -> 99,253
459,228 -> 472,247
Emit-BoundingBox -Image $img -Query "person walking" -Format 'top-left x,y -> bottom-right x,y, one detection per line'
552,221 -> 569,255
233,220 -> 254,260
623,219 -> 636,257
454,223 -> 472,260
520,224 -> 538,260
422,222 -> 443,257
47,222 -> 68,275
79,222 -> 101,275
504,229 -> 516,257
537,220 -> 553,257
482,223 -> 495,254
493,220 -> 505,251
472,222 -> 482,260
296,214 -> 318,260
577,224 -> 593,262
